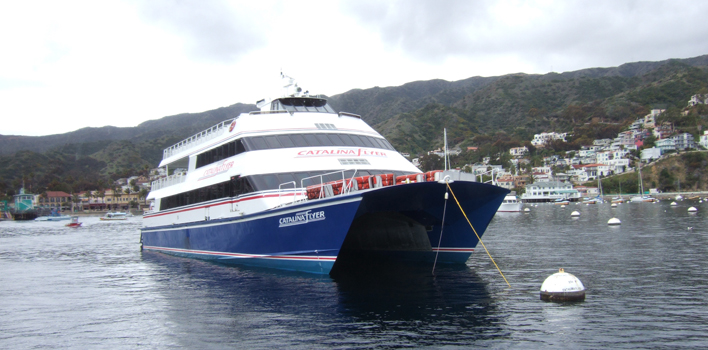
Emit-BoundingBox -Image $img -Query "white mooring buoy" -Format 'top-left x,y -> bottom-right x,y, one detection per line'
671,202 -> 678,206
571,211 -> 580,217
608,217 -> 621,225
611,203 -> 617,208
540,268 -> 586,302
524,208 -> 531,212
688,207 -> 698,213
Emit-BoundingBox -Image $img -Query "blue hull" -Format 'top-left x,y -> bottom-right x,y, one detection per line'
141,181 -> 508,275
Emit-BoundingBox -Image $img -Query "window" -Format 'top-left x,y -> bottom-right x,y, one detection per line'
195,134 -> 396,169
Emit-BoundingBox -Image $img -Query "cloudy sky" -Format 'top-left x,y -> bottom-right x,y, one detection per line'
2,0 -> 707,136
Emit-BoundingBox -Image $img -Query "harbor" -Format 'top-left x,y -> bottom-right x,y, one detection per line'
1,201 -> 706,349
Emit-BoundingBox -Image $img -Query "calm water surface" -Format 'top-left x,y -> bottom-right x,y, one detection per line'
1,201 -> 707,349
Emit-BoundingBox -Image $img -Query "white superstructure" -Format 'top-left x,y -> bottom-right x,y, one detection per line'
144,74 -> 420,227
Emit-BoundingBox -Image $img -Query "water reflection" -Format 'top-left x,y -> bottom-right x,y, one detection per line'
141,252 -> 504,348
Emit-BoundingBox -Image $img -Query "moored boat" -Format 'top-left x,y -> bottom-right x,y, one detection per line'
100,212 -> 128,221
140,74 -> 509,275
35,208 -> 72,221
497,192 -> 522,212
630,164 -> 655,203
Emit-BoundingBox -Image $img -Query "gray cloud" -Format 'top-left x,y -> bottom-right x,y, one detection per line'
137,0 -> 267,63
342,0 -> 708,72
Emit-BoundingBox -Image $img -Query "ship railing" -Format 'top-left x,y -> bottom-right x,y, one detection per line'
162,119 -> 234,160
150,172 -> 187,191
294,170 -> 361,203
276,170 -> 447,204
277,181 -> 300,207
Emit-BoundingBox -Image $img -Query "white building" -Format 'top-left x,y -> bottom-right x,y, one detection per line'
655,138 -> 676,153
509,146 -> 529,157
531,132 -> 567,147
643,109 -> 664,128
641,147 -> 662,161
688,94 -> 708,107
593,139 -> 613,148
700,131 -> 708,149
672,133 -> 695,150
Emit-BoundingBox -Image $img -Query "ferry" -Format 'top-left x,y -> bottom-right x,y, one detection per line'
140,74 -> 509,275
497,192 -> 522,212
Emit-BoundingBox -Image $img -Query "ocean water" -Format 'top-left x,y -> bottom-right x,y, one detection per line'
1,201 -> 707,349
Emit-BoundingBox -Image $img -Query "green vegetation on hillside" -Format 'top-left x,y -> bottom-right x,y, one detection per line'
2,55 -> 708,196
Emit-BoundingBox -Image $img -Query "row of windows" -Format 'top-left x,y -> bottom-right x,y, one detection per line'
271,98 -> 336,113
160,177 -> 255,211
159,169 -> 415,211
195,133 -> 395,169
246,133 -> 394,151
196,139 -> 247,168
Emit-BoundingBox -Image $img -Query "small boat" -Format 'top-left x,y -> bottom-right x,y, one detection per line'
35,208 -> 72,221
582,197 -> 601,204
66,216 -> 82,227
611,197 -> 624,204
630,164 -> 655,203
100,212 -> 128,221
497,192 -> 522,212
554,198 -> 570,205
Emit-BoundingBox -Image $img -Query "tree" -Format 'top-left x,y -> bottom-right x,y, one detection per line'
642,135 -> 657,149
139,188 -> 149,208
419,154 -> 444,172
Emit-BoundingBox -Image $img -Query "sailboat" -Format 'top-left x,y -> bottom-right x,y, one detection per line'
630,164 -> 655,202
583,175 -> 604,204
675,180 -> 683,201
611,181 -> 624,203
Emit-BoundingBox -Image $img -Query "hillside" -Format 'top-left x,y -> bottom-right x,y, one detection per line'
2,54 -> 708,194
596,151 -> 708,194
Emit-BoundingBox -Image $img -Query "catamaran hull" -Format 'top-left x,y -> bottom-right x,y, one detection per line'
140,181 -> 508,275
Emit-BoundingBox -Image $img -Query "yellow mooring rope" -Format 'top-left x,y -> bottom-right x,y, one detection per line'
446,182 -> 511,288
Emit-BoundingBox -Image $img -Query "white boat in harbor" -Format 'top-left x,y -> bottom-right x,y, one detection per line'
631,165 -> 655,203
497,192 -> 522,212
100,212 -> 128,221
139,73 -> 509,275
35,208 -> 72,221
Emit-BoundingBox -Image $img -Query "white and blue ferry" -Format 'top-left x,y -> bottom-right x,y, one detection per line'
140,74 -> 508,275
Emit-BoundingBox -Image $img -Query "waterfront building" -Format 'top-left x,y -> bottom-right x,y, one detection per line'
38,191 -> 71,211
520,181 -> 580,203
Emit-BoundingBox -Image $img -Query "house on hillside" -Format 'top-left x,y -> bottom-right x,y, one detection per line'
643,109 -> 664,128
688,94 -> 708,107
653,122 -> 674,139
700,131 -> 708,149
673,133 -> 696,150
509,146 -> 528,157
641,147 -> 662,161
531,132 -> 567,147
655,138 -> 676,153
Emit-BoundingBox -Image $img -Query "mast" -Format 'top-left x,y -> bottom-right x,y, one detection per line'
443,128 -> 449,171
